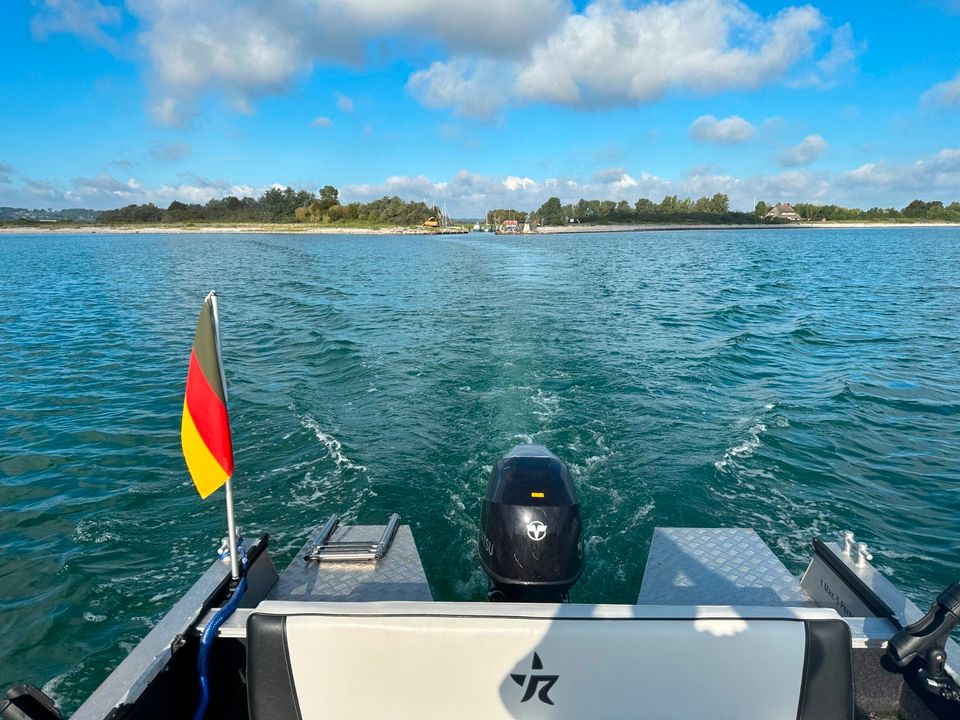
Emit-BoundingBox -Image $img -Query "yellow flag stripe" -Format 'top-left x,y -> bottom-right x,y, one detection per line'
181,400 -> 230,499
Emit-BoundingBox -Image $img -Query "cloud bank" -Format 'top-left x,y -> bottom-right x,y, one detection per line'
31,0 -> 857,124
6,148 -> 958,216
411,0 -> 854,117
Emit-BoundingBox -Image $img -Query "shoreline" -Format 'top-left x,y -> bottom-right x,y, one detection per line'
534,221 -> 960,234
1,221 -> 958,236
0,224 -> 457,235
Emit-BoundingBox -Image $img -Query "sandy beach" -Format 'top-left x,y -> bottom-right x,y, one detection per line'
534,221 -> 960,234
0,224 -> 438,235
1,221 -> 958,235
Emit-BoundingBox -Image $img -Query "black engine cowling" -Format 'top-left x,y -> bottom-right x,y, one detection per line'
479,445 -> 583,602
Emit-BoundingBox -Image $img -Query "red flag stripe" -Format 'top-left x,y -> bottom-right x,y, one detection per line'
184,349 -> 234,475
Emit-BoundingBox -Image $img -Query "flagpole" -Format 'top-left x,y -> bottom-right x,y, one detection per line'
208,291 -> 241,582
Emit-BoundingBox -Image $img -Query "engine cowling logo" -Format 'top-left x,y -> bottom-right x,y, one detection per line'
526,520 -> 547,541
510,652 -> 559,705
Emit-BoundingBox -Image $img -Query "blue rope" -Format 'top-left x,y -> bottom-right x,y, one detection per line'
193,546 -> 248,720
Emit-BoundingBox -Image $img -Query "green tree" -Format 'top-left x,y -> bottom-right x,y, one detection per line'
635,198 -> 656,214
754,200 -> 770,217
902,200 -> 929,218
659,195 -> 680,214
318,185 -> 339,211
536,197 -> 564,225
709,193 -> 730,214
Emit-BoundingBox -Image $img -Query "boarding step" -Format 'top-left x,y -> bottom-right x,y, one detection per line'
266,522 -> 432,603
304,513 -> 400,562
638,527 -> 817,607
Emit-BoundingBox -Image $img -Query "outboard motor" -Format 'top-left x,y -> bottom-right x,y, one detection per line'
479,445 -> 583,602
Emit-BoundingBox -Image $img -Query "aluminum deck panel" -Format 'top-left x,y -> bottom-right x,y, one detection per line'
812,541 -> 960,683
638,527 -> 817,607
267,524 -> 432,602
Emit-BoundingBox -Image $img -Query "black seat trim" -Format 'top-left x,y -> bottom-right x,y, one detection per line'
797,618 -> 854,720
246,614 -> 303,720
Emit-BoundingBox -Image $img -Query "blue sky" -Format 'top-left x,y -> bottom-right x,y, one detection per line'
1,0 -> 959,215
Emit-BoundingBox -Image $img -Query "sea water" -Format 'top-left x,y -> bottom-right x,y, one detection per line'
1,228 -> 958,712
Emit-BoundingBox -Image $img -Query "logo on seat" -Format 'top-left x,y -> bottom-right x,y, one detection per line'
510,652 -> 559,705
526,520 -> 547,541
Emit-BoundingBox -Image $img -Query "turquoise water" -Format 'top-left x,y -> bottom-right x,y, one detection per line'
1,229 -> 959,712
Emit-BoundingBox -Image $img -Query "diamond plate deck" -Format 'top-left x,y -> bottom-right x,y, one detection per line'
267,524 -> 433,602
638,527 -> 816,607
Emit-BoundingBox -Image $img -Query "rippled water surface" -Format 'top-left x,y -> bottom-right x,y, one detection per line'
1,229 -> 959,711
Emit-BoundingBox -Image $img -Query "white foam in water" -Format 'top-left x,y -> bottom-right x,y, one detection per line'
529,388 -> 560,422
298,415 -> 367,472
714,421 -> 766,471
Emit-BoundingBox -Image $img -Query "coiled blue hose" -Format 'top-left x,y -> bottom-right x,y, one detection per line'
193,555 -> 248,720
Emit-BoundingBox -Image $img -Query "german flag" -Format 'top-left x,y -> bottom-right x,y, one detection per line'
181,293 -> 234,499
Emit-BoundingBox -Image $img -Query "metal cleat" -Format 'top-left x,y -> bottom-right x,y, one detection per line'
841,530 -> 855,556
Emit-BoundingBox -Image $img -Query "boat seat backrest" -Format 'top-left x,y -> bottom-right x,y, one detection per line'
246,602 -> 852,720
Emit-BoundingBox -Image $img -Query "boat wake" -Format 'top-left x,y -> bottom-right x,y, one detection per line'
297,414 -> 367,473
713,404 -> 783,472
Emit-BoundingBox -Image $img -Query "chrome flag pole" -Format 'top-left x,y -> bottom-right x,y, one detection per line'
181,290 -> 240,582
209,291 -> 240,582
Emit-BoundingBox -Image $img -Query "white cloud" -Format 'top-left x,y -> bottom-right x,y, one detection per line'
31,0 -> 123,54
311,116 -> 334,128
65,175 -> 144,203
780,134 -> 828,166
345,174 -> 448,202
336,93 -> 354,113
516,0 -> 823,106
689,115 -> 755,144
120,0 -> 568,123
71,175 -> 139,193
591,168 -> 650,190
150,141 -> 192,161
144,182 -> 259,205
34,0 -> 853,124
0,162 -> 13,185
9,150 -> 958,215
3,173 -> 267,209
921,72 -> 960,110
338,162 -> 919,216
415,0 -> 844,116
839,149 -> 960,195
408,58 -> 509,119
503,176 -> 537,191
344,168 -> 674,214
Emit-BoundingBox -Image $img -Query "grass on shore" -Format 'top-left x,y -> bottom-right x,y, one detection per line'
0,219 -> 467,232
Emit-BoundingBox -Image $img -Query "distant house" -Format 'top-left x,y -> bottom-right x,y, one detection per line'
764,203 -> 802,221
496,219 -> 521,234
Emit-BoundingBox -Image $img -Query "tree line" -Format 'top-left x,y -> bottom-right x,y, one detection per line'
34,187 -> 960,228
755,199 -> 960,222
510,194 -> 960,226
528,193 -> 757,226
99,186 -> 440,226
